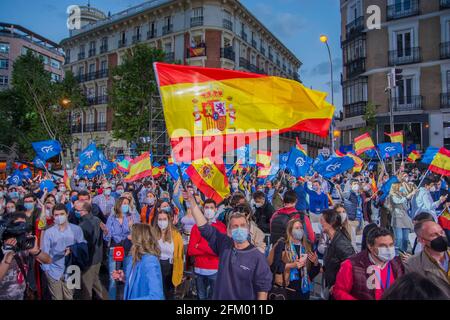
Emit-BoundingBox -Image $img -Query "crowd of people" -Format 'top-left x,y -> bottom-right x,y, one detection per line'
0,162 -> 449,300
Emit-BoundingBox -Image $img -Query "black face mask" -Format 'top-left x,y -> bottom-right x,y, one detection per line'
430,236 -> 449,252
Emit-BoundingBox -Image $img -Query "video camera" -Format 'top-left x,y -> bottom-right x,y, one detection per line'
0,219 -> 35,252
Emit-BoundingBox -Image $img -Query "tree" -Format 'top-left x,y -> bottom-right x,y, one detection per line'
362,101 -> 378,133
110,44 -> 165,153
0,51 -> 86,160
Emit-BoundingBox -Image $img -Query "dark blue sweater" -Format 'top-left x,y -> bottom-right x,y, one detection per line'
199,224 -> 273,300
305,186 -> 329,215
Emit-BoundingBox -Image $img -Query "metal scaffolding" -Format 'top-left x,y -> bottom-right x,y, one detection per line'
149,94 -> 169,162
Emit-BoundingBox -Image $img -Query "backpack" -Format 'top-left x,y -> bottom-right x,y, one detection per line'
270,211 -> 308,245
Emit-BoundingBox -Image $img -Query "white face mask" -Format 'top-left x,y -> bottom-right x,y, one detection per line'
352,185 -> 360,192
55,215 -> 67,225
377,247 -> 396,262
232,183 -> 239,189
158,220 -> 169,230
339,212 -> 347,223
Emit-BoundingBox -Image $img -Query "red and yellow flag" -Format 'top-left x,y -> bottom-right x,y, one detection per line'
429,147 -> 450,176
124,152 -> 153,182
371,177 -> 378,193
385,131 -> 404,145
186,158 -> 230,204
151,165 -> 166,179
354,133 -> 375,155
346,153 -> 363,172
63,169 -> 71,191
154,63 -> 334,162
407,150 -> 421,163
257,151 -> 272,168
296,137 -> 307,156
258,165 -> 272,178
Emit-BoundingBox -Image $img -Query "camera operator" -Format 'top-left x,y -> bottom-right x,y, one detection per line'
0,212 -> 51,300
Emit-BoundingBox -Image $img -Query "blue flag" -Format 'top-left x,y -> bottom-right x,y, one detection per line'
287,147 -> 313,178
33,157 -> 46,169
422,146 -> 439,164
165,162 -> 190,182
314,155 -> 355,179
279,152 -> 290,170
7,170 -> 23,186
79,143 -> 100,166
32,140 -> 61,161
377,142 -> 403,158
39,180 -> 56,192
339,145 -> 354,154
365,148 -> 378,159
380,176 -> 400,202
21,168 -> 33,180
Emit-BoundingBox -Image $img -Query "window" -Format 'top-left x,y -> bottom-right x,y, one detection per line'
0,75 -> 8,85
101,60 -> 107,71
89,63 -> 95,74
66,49 -> 71,60
343,78 -> 368,106
87,111 -> 94,124
344,37 -> 366,63
0,59 -> 8,69
99,86 -> 107,96
101,37 -> 108,47
80,44 -> 85,53
51,58 -> 61,69
87,87 -> 95,99
90,41 -> 95,51
348,0 -> 362,22
150,22 -> 156,34
395,29 -> 412,57
192,7 -> 203,17
394,0 -> 412,13
98,111 -> 106,123
78,66 -> 84,76
165,16 -> 172,27
121,32 -> 126,42
224,10 -> 232,21
0,43 -> 9,54
51,73 -> 61,82
164,43 -> 172,53
397,77 -> 413,105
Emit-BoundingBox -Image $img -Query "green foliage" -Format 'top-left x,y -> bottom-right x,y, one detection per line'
110,44 -> 165,152
358,101 -> 378,135
0,51 -> 86,160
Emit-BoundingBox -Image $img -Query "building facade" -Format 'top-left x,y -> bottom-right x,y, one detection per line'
0,22 -> 64,90
61,0 -> 329,158
338,0 -> 450,151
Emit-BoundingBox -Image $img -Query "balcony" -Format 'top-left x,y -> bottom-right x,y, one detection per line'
441,93 -> 450,109
96,122 -> 107,131
241,32 -> 247,42
100,45 -> 108,54
71,124 -> 82,134
346,58 -> 366,78
147,30 -> 156,39
76,74 -> 86,82
268,53 -> 273,61
132,34 -> 141,44
162,24 -> 173,35
223,19 -> 233,31
387,0 -> 419,21
190,16 -> 203,27
118,39 -> 127,48
86,71 -> 97,81
390,95 -> 423,112
239,57 -> 250,70
251,39 -> 257,49
187,45 -> 207,58
164,52 -> 175,63
87,95 -> 108,106
260,47 -> 266,56
97,69 -> 109,79
440,42 -> 450,59
388,47 -> 421,66
88,48 -> 96,57
345,16 -> 365,40
221,47 -> 235,61
78,52 -> 85,60
344,101 -> 367,118
441,0 -> 450,9
84,123 -> 96,133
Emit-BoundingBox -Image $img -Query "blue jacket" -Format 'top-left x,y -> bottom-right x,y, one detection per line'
305,186 -> 329,215
294,184 -> 308,211
123,254 -> 164,300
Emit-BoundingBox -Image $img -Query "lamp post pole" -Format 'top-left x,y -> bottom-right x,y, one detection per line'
320,35 -> 335,155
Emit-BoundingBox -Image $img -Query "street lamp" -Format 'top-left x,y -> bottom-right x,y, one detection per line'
320,34 -> 335,155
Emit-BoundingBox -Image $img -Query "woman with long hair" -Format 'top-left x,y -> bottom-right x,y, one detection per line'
112,223 -> 164,300
153,208 -> 184,300
268,218 -> 321,300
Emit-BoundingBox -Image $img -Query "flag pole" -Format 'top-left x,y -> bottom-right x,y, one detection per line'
375,149 -> 387,174
417,168 -> 430,188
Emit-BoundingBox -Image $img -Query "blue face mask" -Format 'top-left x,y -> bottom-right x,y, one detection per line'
9,192 -> 19,199
161,207 -> 172,213
231,227 -> 249,244
24,203 -> 35,211
75,211 -> 81,219
161,198 -> 170,203
121,204 -> 130,214
71,195 -> 78,203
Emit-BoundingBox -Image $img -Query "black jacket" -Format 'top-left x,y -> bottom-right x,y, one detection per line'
323,229 -> 355,288
78,213 -> 103,266
254,202 -> 275,233
69,203 -> 106,225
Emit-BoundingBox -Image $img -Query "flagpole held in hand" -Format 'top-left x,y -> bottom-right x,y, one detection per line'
375,149 -> 388,174
417,168 -> 430,188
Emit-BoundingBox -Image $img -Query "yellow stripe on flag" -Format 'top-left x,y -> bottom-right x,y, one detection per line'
429,148 -> 450,176
124,152 -> 153,182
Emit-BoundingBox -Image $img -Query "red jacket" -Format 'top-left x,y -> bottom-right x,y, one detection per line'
187,221 -> 227,270
270,206 -> 316,243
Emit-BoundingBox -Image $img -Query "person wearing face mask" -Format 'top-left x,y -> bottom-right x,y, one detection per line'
70,178 -> 87,192
187,199 -> 226,300
41,204 -> 86,300
154,210 -> 184,300
140,191 -> 157,224
333,227 -> 404,300
430,178 -> 448,212
112,185 -> 125,199
414,178 -> 447,221
334,204 -> 357,251
184,190 -> 273,300
405,220 -> 450,297
37,195 -> 57,234
8,187 -> 20,204
0,186 -> 7,216
252,191 -> 275,234
336,180 -> 363,236
104,197 -> 139,299
268,218 -> 321,300
305,180 -> 329,223
93,184 -> 116,218
388,183 -> 416,254
4,201 -> 16,218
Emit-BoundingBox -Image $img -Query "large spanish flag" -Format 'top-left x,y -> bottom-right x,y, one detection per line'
257,150 -> 272,168
186,158 -> 230,204
347,153 -> 363,172
124,152 -> 153,182
354,133 -> 375,155
407,150 -> 421,163
154,63 -> 334,162
385,131 -> 404,145
429,147 -> 450,176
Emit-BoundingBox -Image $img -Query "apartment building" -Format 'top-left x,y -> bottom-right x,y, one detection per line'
0,22 -> 64,90
338,0 -> 450,151
60,0 -> 329,158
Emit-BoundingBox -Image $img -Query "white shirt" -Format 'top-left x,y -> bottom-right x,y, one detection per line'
158,238 -> 174,263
